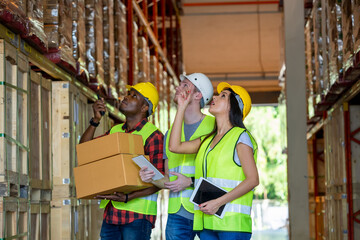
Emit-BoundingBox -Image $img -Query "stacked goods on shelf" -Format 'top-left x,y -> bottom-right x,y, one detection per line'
353,0 -> 360,65
114,0 -> 127,99
327,0 -> 343,93
138,36 -> 150,83
43,0 -> 76,73
321,1 -> 330,97
324,105 -> 348,239
25,0 -> 47,53
0,0 -> 27,35
0,39 -> 30,239
150,55 -> 158,87
341,0 -> 354,77
133,21 -> 139,84
305,18 -> 316,121
85,0 -> 106,95
312,2 -> 324,105
51,81 -> 92,239
72,0 -> 89,83
103,0 -> 117,99
29,70 -> 52,239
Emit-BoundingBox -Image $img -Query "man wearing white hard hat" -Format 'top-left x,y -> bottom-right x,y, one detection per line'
140,73 -> 215,240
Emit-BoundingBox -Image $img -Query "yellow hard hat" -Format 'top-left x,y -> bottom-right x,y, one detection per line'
217,82 -> 251,120
126,82 -> 159,116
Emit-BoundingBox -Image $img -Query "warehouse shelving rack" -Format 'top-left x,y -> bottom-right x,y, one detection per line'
128,0 -> 181,131
304,1 -> 360,239
1,0 -> 183,238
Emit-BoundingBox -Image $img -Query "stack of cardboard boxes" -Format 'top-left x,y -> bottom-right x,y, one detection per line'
75,132 -> 152,199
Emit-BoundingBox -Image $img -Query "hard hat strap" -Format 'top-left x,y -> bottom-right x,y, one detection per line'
144,97 -> 153,115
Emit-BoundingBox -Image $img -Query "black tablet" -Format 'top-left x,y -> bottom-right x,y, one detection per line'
190,177 -> 228,219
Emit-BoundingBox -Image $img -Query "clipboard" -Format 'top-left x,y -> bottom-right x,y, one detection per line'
132,155 -> 164,181
190,177 -> 228,219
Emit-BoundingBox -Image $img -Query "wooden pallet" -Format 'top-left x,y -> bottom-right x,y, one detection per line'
324,105 -> 348,239
0,39 -> 29,199
30,201 -> 51,240
50,198 -> 103,240
30,70 -> 52,191
52,81 -> 90,198
0,197 -> 29,239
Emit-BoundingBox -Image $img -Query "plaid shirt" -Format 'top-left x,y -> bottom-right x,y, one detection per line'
103,118 -> 164,227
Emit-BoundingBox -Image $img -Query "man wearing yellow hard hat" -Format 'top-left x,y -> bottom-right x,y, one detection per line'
80,82 -> 164,240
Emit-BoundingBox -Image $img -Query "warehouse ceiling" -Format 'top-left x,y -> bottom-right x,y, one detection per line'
179,0 -> 284,104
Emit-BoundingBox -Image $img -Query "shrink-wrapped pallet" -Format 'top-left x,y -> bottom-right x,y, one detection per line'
43,0 -> 76,71
353,0 -> 360,56
150,55 -> 158,86
72,0 -> 88,82
103,0 -> 117,99
0,0 -> 27,34
138,36 -> 150,82
133,21 -> 139,84
321,1 -> 330,94
85,0 -> 106,94
26,0 -> 47,52
327,0 -> 343,88
305,19 -> 315,119
312,2 -> 324,100
114,0 -> 127,99
341,0 -> 354,73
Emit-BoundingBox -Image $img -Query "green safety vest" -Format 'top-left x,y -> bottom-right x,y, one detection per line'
99,121 -> 160,215
193,127 -> 258,232
166,115 -> 215,214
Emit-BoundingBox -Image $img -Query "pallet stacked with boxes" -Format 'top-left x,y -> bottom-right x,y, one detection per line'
305,1 -> 360,239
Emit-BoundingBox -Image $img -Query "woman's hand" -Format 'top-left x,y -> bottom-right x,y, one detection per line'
139,167 -> 155,183
199,199 -> 223,215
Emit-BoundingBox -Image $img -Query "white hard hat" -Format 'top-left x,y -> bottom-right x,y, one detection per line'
180,73 -> 213,108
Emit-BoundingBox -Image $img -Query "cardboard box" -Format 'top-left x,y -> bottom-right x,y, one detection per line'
76,132 -> 144,166
74,154 -> 152,199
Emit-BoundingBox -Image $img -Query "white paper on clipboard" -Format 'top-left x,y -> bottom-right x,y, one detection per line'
132,155 -> 164,181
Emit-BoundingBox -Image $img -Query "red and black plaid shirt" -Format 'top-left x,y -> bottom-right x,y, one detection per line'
103,118 -> 164,227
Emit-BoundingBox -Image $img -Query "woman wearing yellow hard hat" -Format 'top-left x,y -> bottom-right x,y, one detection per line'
168,82 -> 259,240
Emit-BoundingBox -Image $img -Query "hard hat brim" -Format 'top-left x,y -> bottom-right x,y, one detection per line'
217,82 -> 232,94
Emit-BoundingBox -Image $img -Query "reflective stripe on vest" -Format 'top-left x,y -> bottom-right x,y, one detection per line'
166,115 -> 215,214
99,122 -> 160,215
169,189 -> 193,199
193,127 -> 258,232
169,166 -> 195,176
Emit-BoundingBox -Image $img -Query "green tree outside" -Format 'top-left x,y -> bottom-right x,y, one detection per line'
245,106 -> 288,202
